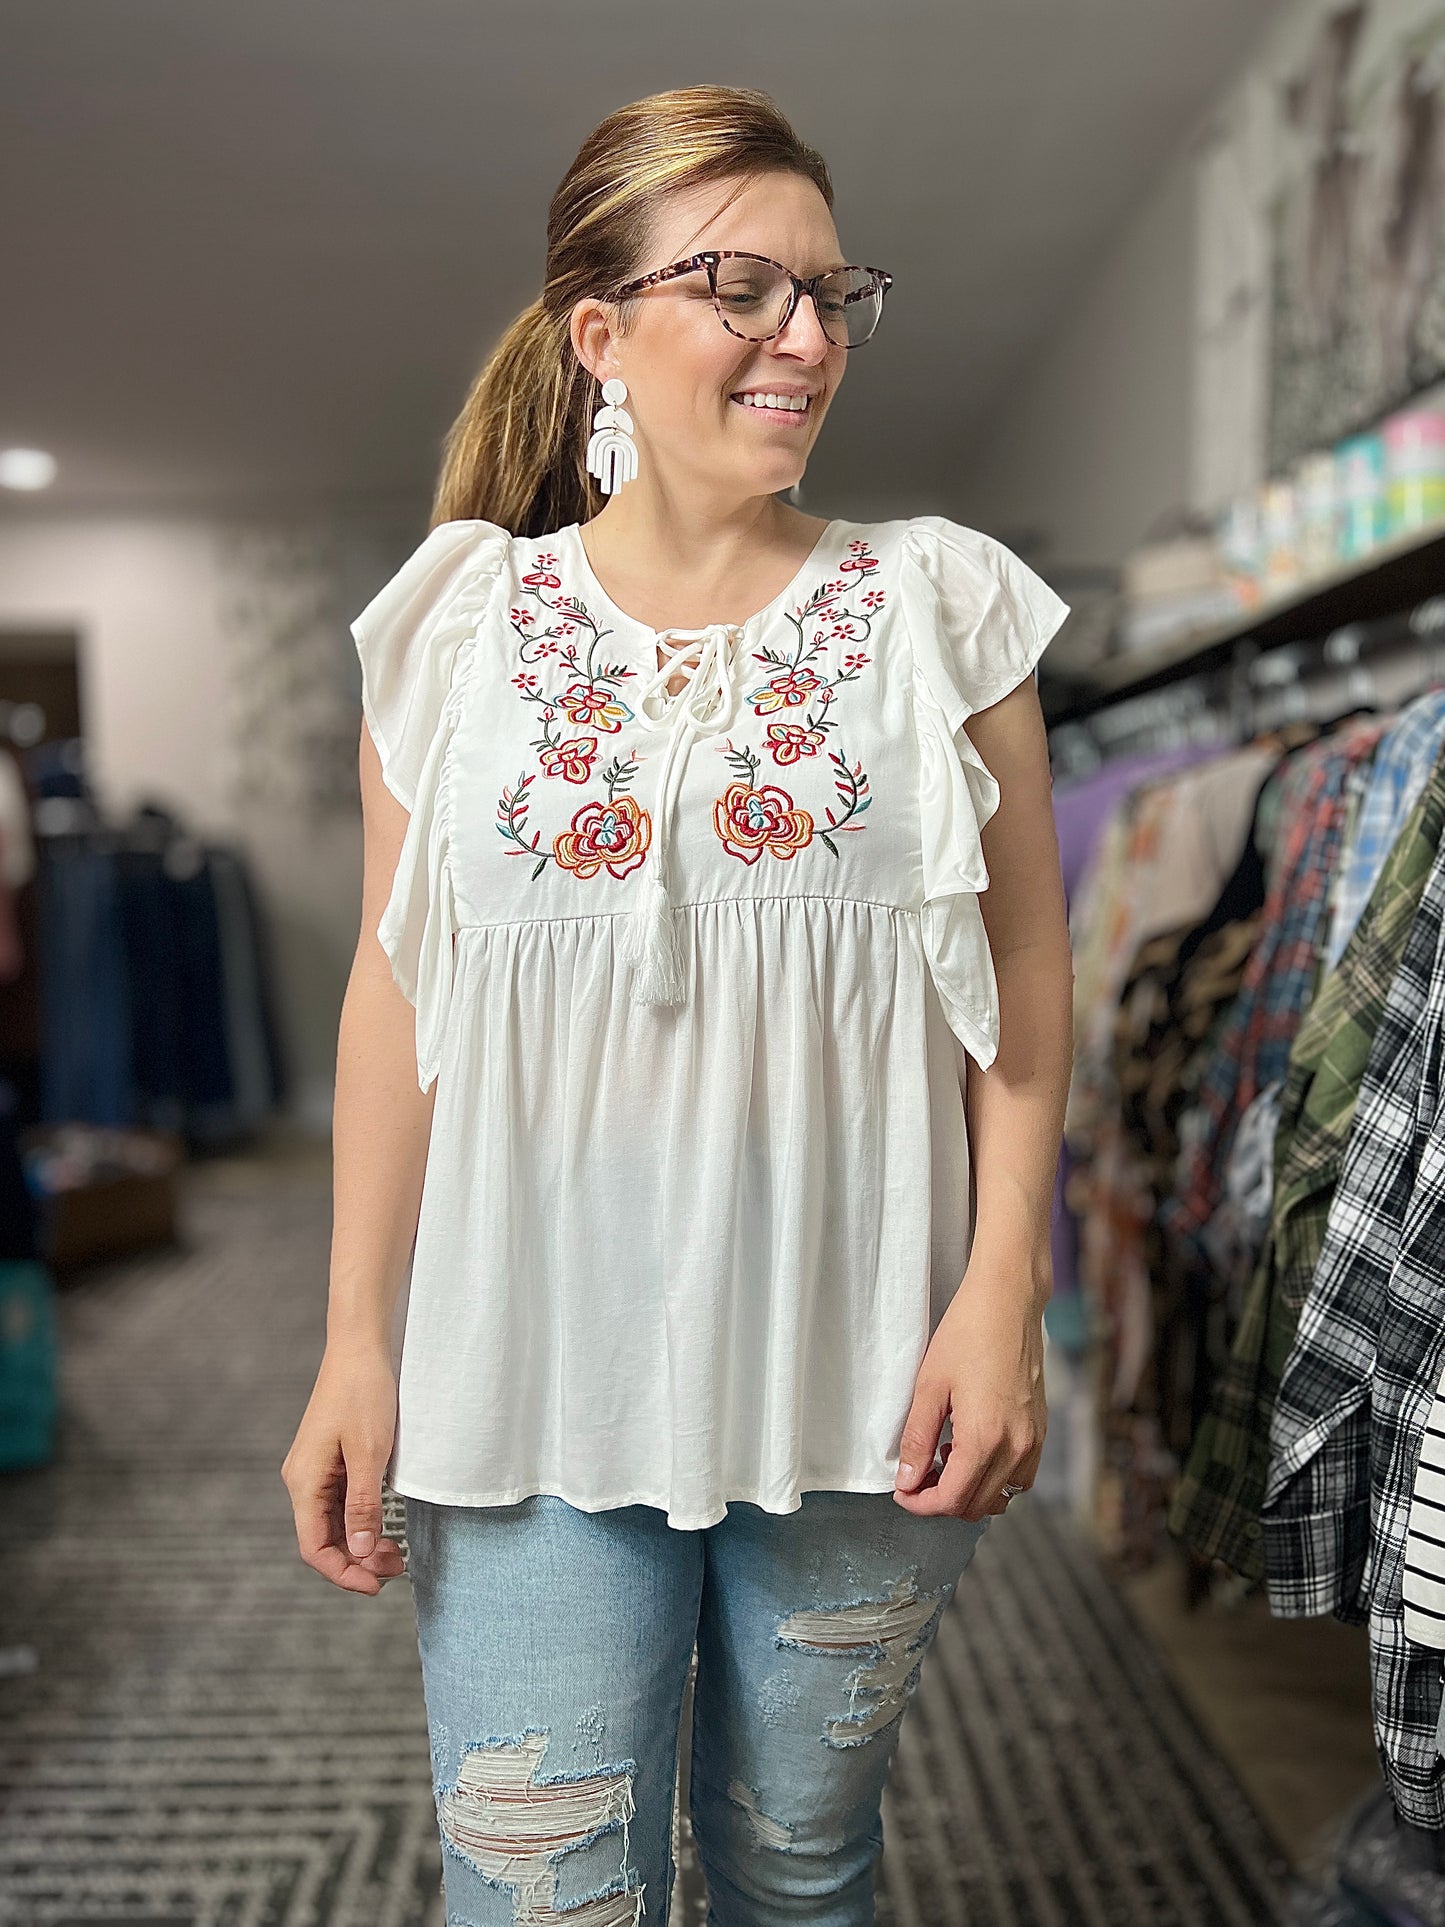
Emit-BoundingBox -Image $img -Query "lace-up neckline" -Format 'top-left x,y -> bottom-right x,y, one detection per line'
563,518 -> 843,653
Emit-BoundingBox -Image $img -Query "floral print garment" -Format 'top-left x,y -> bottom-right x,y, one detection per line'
351,513 -> 1068,1529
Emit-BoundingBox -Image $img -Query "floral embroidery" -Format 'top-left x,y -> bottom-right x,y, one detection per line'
537,736 -> 599,784
510,551 -> 640,766
498,533 -> 880,884
714,756 -> 813,865
496,548 -> 656,881
764,721 -> 828,765
553,794 -> 651,879
746,537 -> 884,768
750,666 -> 826,714
498,751 -> 647,882
556,683 -> 631,734
713,741 -> 870,862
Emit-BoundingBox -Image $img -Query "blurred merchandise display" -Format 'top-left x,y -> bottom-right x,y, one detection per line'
28,745 -> 288,1148
1296,450 -> 1338,581
1261,475 -> 1301,597
1385,407 -> 1445,538
1113,392 -> 1445,671
20,1122 -> 183,1273
1217,494 -> 1264,613
1337,432 -> 1389,561
1118,519 -> 1243,655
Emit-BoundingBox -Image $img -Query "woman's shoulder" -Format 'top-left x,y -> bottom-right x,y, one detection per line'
351,520 -> 517,810
880,513 -> 1071,721
849,511 -> 1036,574
353,519 -> 515,645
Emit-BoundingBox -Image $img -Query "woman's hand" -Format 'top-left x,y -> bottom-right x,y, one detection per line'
892,1242 -> 1049,1521
281,1338 -> 409,1593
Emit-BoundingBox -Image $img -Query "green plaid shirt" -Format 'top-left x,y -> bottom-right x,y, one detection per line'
1167,748 -> 1445,1577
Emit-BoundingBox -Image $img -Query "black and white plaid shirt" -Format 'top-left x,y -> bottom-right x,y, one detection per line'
1263,823 -> 1445,1827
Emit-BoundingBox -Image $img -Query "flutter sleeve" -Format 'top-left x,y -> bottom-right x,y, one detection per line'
898,515 -> 1071,1070
351,517 -> 512,1090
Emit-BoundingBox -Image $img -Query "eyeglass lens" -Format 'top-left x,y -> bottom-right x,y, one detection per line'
713,259 -> 884,347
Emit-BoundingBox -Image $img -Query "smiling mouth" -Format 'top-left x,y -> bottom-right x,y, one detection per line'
729,392 -> 814,422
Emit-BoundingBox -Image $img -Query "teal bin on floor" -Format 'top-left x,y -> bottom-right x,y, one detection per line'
0,1260 -> 58,1470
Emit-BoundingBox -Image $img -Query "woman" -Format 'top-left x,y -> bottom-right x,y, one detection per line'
283,84 -> 1073,1925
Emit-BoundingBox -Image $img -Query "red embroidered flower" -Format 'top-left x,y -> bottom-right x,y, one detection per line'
747,667 -> 824,715
839,542 -> 880,580
538,736 -> 599,784
553,795 -> 651,878
764,722 -> 828,765
713,781 -> 814,863
559,681 -> 632,733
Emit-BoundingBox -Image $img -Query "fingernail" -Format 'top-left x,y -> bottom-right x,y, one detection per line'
896,1463 -> 916,1486
350,1530 -> 375,1556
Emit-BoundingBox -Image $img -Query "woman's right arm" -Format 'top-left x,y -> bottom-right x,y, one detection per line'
280,717 -> 436,1594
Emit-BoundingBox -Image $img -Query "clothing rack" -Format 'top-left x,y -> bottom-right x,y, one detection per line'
31,762 -> 288,1146
1048,563 -> 1445,1880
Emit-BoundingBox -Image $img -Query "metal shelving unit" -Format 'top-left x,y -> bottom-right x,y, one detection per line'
1043,512 -> 1445,728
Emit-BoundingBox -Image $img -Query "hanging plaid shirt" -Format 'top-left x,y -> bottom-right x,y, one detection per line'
1168,749 -> 1445,1580
1261,797 -> 1445,1826
1319,689 -> 1445,980
1161,720 -> 1387,1256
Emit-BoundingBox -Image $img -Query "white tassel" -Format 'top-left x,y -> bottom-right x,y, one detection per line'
620,864 -> 686,1004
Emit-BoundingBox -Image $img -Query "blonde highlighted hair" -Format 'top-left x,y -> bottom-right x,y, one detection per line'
429,86 -> 833,538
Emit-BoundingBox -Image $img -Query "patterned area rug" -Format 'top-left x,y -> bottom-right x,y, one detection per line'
0,1157 -> 1303,1924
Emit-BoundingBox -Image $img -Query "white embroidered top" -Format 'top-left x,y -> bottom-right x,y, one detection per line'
352,512 -> 1069,1528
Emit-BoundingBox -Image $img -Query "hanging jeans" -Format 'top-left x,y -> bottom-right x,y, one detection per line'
404,1487 -> 989,1926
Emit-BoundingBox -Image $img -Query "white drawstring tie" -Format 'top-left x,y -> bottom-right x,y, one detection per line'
619,622 -> 744,1005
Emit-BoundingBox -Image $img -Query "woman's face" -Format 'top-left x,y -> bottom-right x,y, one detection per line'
574,172 -> 850,507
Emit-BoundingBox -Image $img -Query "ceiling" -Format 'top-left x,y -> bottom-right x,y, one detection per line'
0,0 -> 1274,518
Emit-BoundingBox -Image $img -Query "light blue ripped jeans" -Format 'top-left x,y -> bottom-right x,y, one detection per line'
403,1488 -> 989,1925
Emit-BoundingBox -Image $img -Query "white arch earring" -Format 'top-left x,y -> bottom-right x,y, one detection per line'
586,377 -> 638,495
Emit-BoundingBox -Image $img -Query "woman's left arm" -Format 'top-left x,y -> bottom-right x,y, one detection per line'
893,674 -> 1074,1520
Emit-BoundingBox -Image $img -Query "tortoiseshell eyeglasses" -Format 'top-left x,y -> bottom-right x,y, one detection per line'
609,250 -> 893,349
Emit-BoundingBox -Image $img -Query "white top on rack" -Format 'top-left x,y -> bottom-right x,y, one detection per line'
352,512 -> 1069,1528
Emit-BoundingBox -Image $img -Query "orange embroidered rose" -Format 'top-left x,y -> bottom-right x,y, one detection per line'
747,667 -> 824,715
559,681 -> 632,734
764,722 -> 828,766
553,794 -> 651,879
713,781 -> 814,864
538,736 -> 599,784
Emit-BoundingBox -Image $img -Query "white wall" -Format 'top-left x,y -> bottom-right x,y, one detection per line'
954,151 -> 1200,571
0,502 -> 424,1132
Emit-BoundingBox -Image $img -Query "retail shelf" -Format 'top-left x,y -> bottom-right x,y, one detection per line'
1044,512 -> 1445,725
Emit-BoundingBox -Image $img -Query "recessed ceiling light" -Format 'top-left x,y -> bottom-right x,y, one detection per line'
0,449 -> 58,490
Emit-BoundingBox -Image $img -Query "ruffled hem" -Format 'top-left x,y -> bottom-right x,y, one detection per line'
384,1472 -> 910,1535
352,519 -> 513,1090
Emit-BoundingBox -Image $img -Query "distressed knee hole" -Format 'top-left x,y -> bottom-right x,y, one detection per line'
437,1729 -> 642,1923
727,1777 -> 795,1851
775,1572 -> 948,1746
727,1778 -> 847,1859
